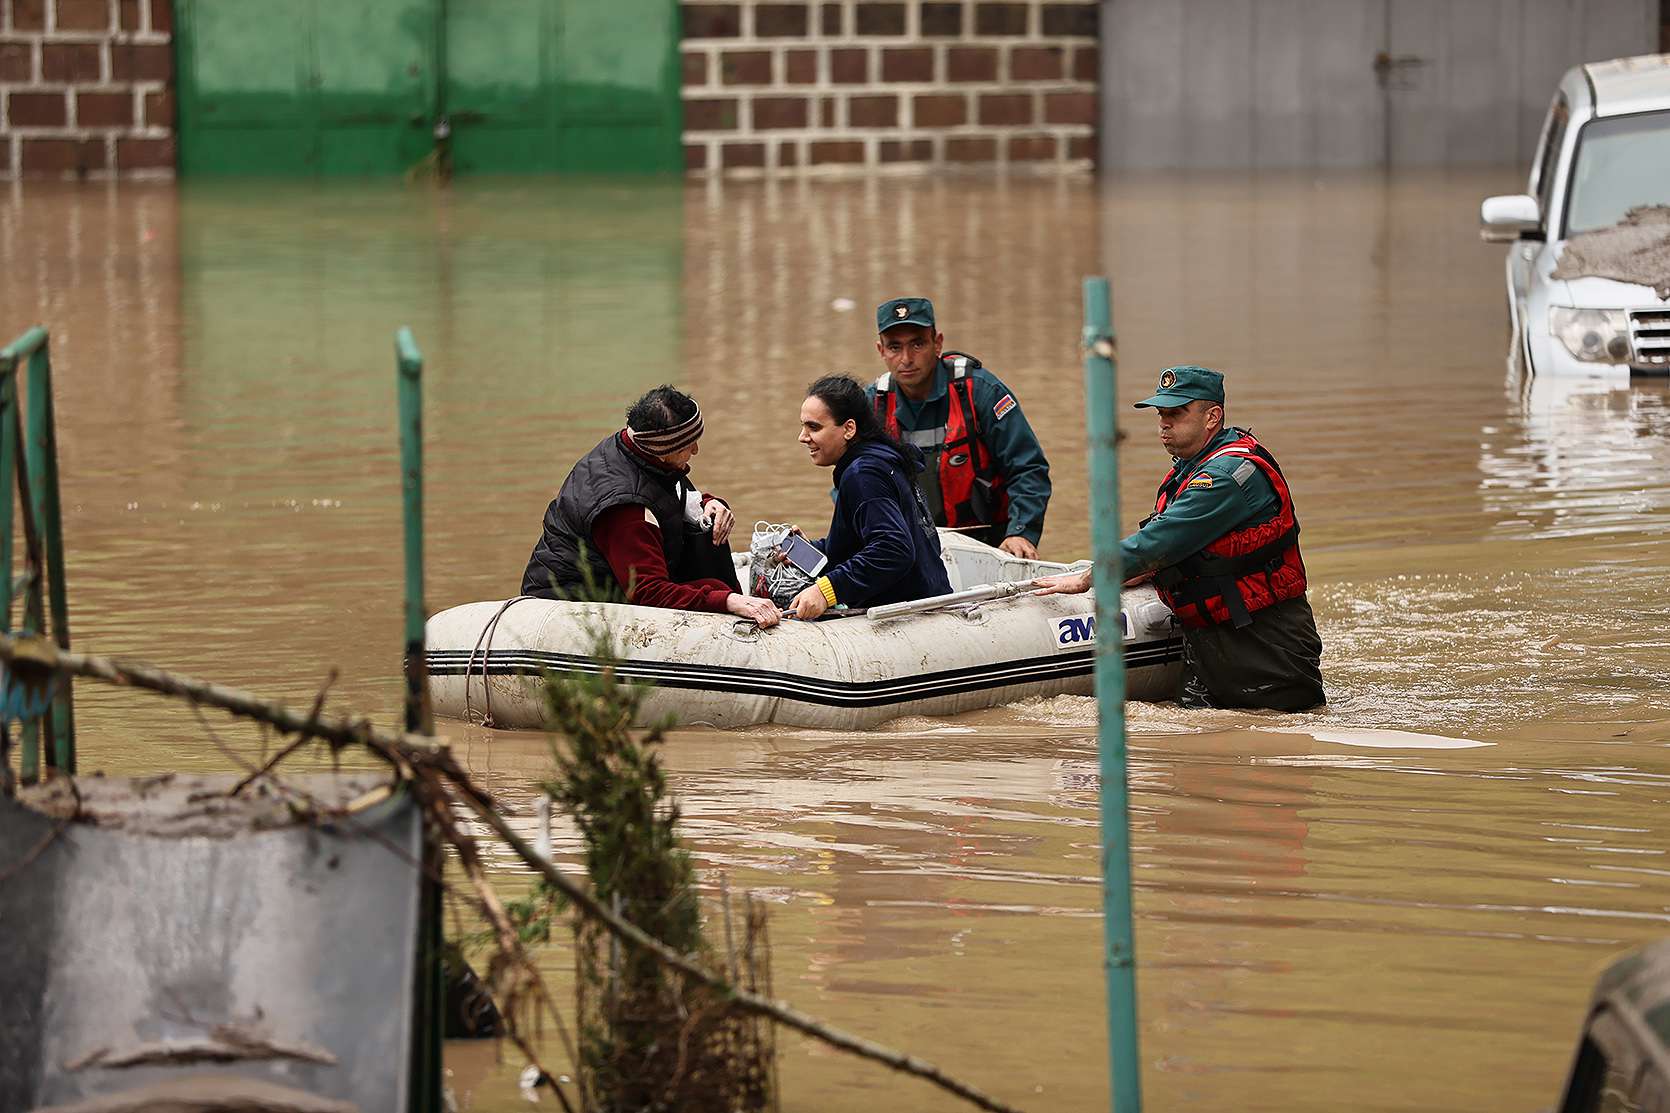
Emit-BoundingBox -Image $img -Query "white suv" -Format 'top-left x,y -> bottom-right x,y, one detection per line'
1480,53 -> 1670,378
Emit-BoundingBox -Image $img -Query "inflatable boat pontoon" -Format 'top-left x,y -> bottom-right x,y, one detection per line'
425,531 -> 1183,730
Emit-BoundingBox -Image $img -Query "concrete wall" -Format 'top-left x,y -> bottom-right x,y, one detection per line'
680,0 -> 1100,175
0,0 -> 174,179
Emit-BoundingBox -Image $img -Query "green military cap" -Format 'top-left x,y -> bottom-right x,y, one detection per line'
877,296 -> 936,332
1134,365 -> 1225,408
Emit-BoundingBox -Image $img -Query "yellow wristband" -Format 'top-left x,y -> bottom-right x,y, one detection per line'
816,576 -> 838,607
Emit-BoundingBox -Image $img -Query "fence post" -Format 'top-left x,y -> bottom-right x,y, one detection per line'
395,328 -> 442,1113
1083,277 -> 1142,1113
396,328 -> 433,736
24,338 -> 75,773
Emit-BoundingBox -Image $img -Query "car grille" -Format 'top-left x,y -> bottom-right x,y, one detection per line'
1632,308 -> 1670,367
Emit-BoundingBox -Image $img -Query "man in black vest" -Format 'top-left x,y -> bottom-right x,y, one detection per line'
521,385 -> 780,627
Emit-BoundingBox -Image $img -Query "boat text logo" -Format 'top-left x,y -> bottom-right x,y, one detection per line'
1054,615 -> 1097,647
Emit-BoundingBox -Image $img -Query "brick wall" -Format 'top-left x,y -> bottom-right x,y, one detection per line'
680,0 -> 1098,176
0,0 -> 173,179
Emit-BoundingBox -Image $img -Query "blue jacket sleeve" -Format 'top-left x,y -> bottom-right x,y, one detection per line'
972,371 -> 1051,545
824,495 -> 915,605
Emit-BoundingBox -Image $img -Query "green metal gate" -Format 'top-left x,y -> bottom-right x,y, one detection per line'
175,0 -> 682,176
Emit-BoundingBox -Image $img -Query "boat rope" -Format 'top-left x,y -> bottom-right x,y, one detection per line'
464,596 -> 534,727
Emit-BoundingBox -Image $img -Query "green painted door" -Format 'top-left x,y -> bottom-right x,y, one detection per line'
175,0 -> 681,176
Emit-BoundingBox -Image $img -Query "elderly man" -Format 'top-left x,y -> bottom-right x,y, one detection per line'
521,385 -> 779,627
1036,366 -> 1324,711
866,297 -> 1051,558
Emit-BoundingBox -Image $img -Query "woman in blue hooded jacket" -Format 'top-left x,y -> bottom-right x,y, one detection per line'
785,375 -> 953,620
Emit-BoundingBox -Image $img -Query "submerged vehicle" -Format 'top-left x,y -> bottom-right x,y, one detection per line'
425,531 -> 1183,731
1555,939 -> 1670,1113
1480,53 -> 1670,379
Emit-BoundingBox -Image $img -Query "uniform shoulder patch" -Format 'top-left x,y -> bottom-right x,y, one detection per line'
1186,473 -> 1214,490
992,393 -> 1017,420
642,507 -> 661,528
1230,460 -> 1257,486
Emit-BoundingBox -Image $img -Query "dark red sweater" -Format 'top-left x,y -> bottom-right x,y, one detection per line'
591,432 -> 733,612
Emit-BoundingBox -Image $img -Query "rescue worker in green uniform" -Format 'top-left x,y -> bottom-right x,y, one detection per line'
1034,366 -> 1325,711
866,297 -> 1051,559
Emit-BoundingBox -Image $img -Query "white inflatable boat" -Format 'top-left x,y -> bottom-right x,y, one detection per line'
425,532 -> 1183,731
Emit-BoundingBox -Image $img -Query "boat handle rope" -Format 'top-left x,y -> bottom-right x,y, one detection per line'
465,596 -> 536,727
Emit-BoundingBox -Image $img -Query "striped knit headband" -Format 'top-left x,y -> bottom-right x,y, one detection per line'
628,404 -> 704,456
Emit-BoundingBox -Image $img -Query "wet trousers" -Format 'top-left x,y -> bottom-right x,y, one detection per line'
1178,595 -> 1326,712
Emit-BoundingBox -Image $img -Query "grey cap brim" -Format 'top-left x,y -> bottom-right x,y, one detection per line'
880,315 -> 935,332
1133,390 -> 1199,409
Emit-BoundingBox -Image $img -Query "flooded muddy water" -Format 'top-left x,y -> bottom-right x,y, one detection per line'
3,170 -> 1668,1112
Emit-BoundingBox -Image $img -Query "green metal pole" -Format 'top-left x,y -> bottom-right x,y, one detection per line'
396,328 -> 433,736
396,327 -> 442,1113
24,340 -> 75,773
1083,276 -> 1142,1113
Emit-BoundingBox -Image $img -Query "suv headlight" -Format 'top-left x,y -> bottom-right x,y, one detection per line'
1550,307 -> 1633,363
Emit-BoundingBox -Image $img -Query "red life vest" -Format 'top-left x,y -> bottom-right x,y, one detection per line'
1150,431 -> 1308,630
873,353 -> 1009,540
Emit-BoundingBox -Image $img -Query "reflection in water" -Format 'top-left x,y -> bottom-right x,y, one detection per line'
3,172 -> 1670,1112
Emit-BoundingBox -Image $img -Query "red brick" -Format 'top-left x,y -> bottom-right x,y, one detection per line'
809,139 -> 864,164
1067,134 -> 1095,161
978,92 -> 1032,126
76,90 -> 132,128
847,93 -> 897,128
854,2 -> 905,34
880,46 -> 932,82
1009,45 -> 1064,81
912,93 -> 965,127
7,91 -> 67,128
947,46 -> 997,82
785,49 -> 816,83
975,2 -> 1027,34
41,41 -> 101,82
753,3 -> 807,36
684,143 -> 708,170
1044,90 -> 1095,124
920,2 -> 961,35
54,0 -> 110,30
719,49 -> 770,84
117,0 -> 137,27
1041,3 -> 1096,36
110,42 -> 170,82
11,0 -> 46,30
20,136 -> 104,174
830,47 -> 868,83
684,97 -> 739,131
0,40 -> 32,82
683,4 -> 741,38
148,0 -> 170,31
752,95 -> 808,129
682,51 -> 708,86
115,135 -> 174,170
721,141 -> 765,168
1072,45 -> 1099,82
143,88 -> 173,128
821,2 -> 842,34
945,136 -> 996,162
818,95 -> 836,126
1007,133 -> 1057,161
880,138 -> 933,162
776,140 -> 799,167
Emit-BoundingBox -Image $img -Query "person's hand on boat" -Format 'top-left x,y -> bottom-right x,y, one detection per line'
703,498 -> 735,544
726,592 -> 780,627
785,582 -> 829,621
999,536 -> 1038,560
1031,568 -> 1092,596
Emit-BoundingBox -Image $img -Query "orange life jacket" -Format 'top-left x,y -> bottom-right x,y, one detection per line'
1150,431 -> 1308,629
873,353 -> 1008,540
